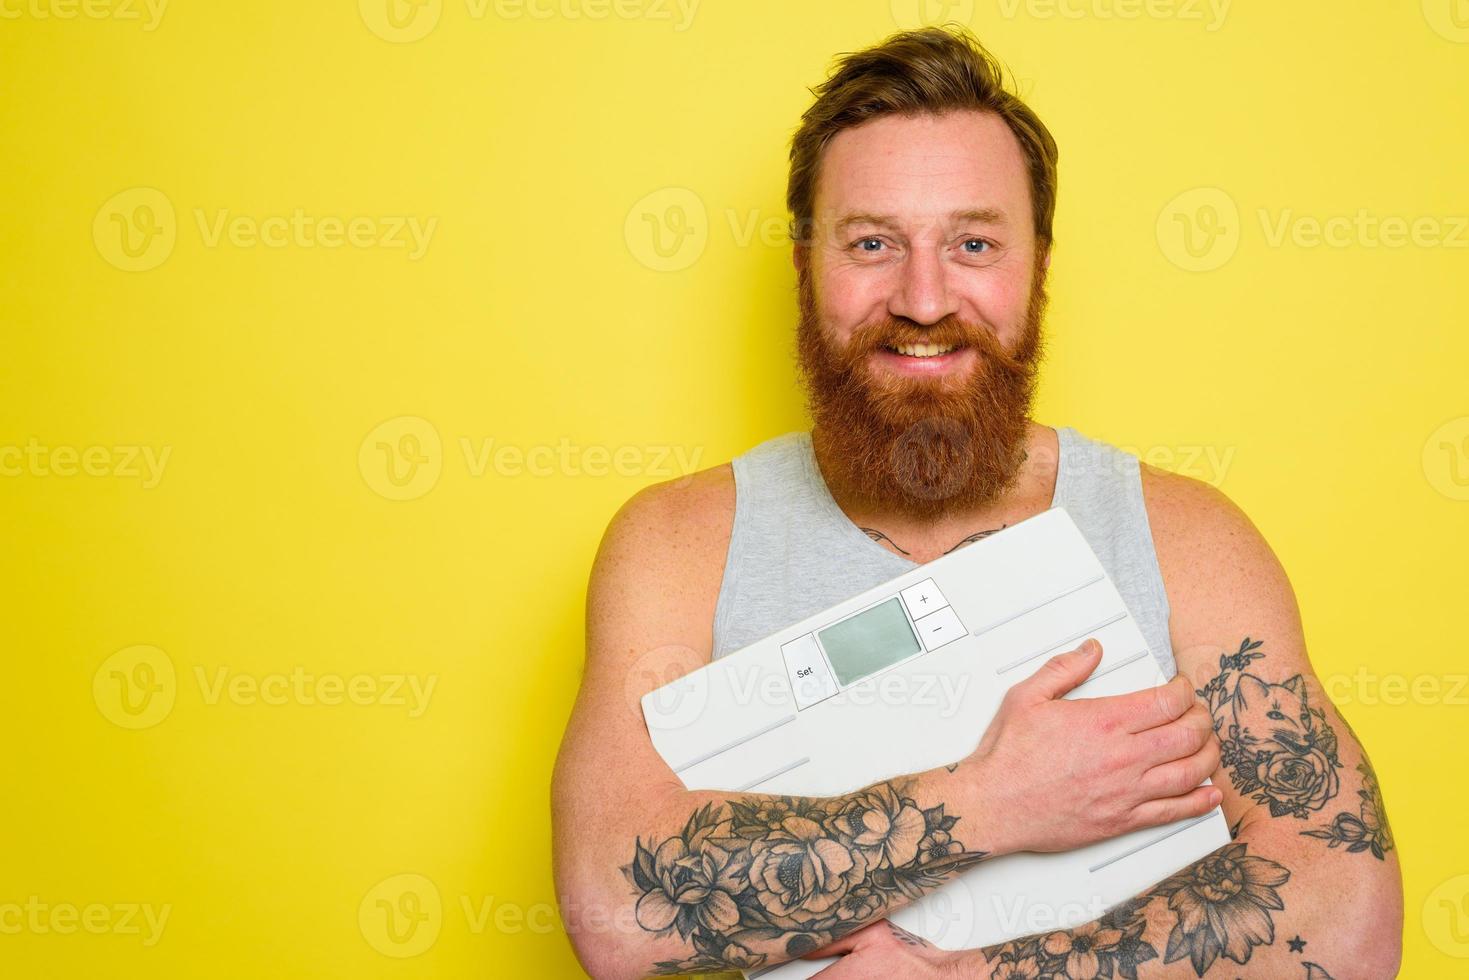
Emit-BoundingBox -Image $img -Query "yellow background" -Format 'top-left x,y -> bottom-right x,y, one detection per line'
2,1 -> 1466,976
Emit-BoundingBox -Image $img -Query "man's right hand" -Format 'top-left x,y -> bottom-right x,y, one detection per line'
955,638 -> 1223,855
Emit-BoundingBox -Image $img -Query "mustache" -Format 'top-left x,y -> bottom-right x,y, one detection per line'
841,315 -> 1025,372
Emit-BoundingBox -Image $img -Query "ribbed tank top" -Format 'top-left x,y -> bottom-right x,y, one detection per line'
710,426 -> 1177,679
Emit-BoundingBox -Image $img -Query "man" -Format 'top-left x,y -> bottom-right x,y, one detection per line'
552,25 -> 1402,979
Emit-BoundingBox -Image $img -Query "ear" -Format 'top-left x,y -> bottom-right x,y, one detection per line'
1234,673 -> 1271,708
1282,674 -> 1306,698
1041,246 -> 1051,271
792,242 -> 808,275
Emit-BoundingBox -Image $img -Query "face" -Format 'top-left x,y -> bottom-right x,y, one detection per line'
795,109 -> 1051,516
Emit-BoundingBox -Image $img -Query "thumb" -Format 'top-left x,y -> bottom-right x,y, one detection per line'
1019,638 -> 1103,701
802,919 -> 887,960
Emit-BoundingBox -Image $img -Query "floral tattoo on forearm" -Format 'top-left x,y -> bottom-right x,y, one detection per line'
623,780 -> 987,973
982,841 -> 1294,978
1196,637 -> 1393,860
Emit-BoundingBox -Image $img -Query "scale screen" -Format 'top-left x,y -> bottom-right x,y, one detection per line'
817,596 -> 922,687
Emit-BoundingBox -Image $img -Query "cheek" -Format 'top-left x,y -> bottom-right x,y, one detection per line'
962,275 -> 1033,331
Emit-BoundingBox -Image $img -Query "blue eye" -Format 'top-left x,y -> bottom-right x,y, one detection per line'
854,237 -> 885,252
962,238 -> 992,253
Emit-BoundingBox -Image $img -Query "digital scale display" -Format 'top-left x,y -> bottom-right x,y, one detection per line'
817,596 -> 922,687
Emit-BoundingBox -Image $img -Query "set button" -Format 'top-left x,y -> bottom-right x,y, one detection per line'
780,633 -> 838,710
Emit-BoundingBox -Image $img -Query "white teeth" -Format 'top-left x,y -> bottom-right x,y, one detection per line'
892,342 -> 957,357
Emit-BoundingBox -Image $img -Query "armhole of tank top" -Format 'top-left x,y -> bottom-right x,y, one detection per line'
1124,450 -> 1175,648
709,454 -> 751,659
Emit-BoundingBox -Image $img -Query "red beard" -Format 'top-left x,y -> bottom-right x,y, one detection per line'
795,256 -> 1049,520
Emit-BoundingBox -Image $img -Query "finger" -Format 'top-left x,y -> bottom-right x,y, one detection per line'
1136,703 -> 1214,764
1127,784 -> 1224,831
1014,639 -> 1104,702
802,920 -> 886,959
1137,735 -> 1222,800
810,955 -> 864,978
1074,673 -> 1195,734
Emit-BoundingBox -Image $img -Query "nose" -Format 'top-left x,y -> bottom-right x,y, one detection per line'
888,241 -> 958,327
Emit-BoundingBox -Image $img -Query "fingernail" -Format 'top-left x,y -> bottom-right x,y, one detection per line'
1208,789 -> 1223,806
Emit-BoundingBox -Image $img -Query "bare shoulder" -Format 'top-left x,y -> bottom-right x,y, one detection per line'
586,462 -> 736,665
1137,462 -> 1306,660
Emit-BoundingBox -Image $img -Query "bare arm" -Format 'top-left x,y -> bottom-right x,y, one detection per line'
804,473 -> 1403,979
972,636 -> 1401,979
551,471 -> 1223,978
550,473 -> 1006,978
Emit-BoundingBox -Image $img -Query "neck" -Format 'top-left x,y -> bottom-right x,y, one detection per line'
811,421 -> 1060,564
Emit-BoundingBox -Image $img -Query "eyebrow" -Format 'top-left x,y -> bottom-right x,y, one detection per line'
833,207 -> 1010,233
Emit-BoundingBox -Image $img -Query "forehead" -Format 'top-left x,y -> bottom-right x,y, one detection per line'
813,109 -> 1031,229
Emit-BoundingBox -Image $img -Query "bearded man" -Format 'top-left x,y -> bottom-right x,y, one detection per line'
551,25 -> 1402,980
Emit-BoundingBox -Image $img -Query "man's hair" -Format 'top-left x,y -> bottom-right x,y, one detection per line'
786,25 -> 1059,249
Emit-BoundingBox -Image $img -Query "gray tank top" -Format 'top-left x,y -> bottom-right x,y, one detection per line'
710,426 -> 1176,679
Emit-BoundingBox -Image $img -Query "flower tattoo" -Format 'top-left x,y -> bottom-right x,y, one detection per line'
623,781 -> 987,973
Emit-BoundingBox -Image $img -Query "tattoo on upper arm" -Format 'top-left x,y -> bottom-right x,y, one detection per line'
982,842 -> 1293,978
1301,759 -> 1395,859
623,780 -> 987,974
1197,637 -> 1394,860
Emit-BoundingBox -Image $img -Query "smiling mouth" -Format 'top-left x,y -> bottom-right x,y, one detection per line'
882,342 -> 964,358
